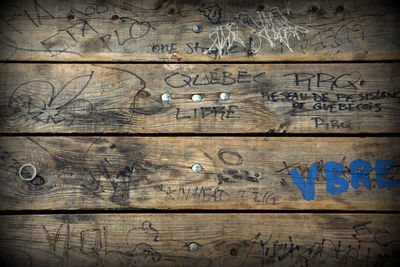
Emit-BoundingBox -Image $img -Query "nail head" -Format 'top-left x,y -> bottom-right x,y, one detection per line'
192,164 -> 202,173
188,242 -> 199,251
220,92 -> 230,101
192,24 -> 202,33
161,93 -> 171,103
192,94 -> 202,102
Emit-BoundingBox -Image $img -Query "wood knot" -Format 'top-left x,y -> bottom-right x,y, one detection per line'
67,14 -> 74,21
0,105 -> 19,118
168,8 -> 175,15
336,5 -> 345,13
307,5 -> 319,14
247,49 -> 255,57
137,90 -> 151,98
109,144 -> 117,150
31,175 -> 45,186
257,5 -> 264,11
111,15 -> 119,20
230,248 -> 238,256
169,54 -> 182,62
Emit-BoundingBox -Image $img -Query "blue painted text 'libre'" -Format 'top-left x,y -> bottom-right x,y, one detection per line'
290,159 -> 399,201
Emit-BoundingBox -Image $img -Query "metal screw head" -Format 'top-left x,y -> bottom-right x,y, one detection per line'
161,93 -> 171,103
188,242 -> 199,251
220,92 -> 230,101
191,164 -> 202,173
192,24 -> 202,33
192,94 -> 202,102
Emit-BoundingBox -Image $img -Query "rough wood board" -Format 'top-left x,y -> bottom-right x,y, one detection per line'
1,136 -> 399,210
1,63 -> 399,133
0,0 -> 399,61
0,214 -> 399,266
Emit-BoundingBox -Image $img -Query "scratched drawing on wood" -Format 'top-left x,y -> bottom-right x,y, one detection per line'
0,63 -> 399,133
0,137 -> 399,210
0,214 -> 399,266
0,0 -> 399,61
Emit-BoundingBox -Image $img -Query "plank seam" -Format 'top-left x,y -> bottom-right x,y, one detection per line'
1,133 -> 399,137
1,60 -> 400,64
0,210 -> 399,216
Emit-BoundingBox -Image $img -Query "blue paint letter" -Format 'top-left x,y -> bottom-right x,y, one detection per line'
325,161 -> 349,195
290,163 -> 318,201
350,159 -> 372,189
376,160 -> 400,188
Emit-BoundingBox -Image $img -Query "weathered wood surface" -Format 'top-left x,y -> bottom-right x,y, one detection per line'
1,136 -> 399,210
0,214 -> 399,266
0,0 -> 399,62
1,63 -> 399,133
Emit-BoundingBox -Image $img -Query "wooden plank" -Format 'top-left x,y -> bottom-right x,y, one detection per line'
0,214 -> 399,266
1,63 -> 399,133
1,136 -> 399,210
0,0 -> 399,61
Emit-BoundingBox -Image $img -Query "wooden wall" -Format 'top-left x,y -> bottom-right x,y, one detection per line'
0,0 -> 399,266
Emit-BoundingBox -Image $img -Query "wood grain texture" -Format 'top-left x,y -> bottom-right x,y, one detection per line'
1,136 -> 399,210
0,214 -> 399,266
1,63 -> 399,133
0,0 -> 399,61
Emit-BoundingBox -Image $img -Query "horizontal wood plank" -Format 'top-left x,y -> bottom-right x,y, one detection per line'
1,63 -> 399,133
1,136 -> 399,210
0,214 -> 399,266
0,0 -> 399,61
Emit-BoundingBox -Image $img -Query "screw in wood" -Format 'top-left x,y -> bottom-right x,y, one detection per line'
192,94 -> 202,102
161,93 -> 171,103
188,242 -> 199,251
192,24 -> 202,33
191,164 -> 202,173
220,92 -> 230,101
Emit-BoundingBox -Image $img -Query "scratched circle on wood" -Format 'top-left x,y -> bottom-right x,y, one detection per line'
218,149 -> 243,166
